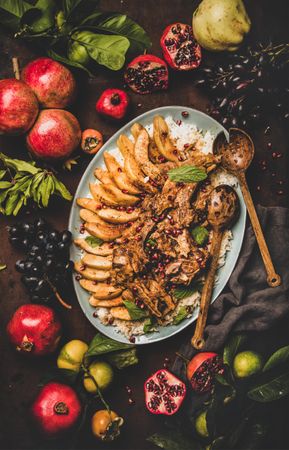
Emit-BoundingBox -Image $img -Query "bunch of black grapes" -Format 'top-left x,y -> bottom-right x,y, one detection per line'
8,218 -> 73,308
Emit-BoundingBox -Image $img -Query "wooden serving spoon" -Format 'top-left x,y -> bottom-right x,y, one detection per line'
213,128 -> 281,288
191,185 -> 239,350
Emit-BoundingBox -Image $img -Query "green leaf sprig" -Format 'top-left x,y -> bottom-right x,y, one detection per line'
168,165 -> 207,183
191,225 -> 209,246
123,300 -> 149,321
0,153 -> 72,216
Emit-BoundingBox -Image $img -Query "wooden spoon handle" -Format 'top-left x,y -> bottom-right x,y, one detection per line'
238,173 -> 281,287
191,230 -> 223,350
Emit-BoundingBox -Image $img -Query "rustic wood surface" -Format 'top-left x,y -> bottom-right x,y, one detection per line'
0,1 -> 288,449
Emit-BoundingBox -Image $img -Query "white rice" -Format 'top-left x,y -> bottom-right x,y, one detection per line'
85,117 -> 235,338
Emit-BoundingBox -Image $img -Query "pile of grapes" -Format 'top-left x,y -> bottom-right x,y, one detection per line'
195,43 -> 289,129
8,218 -> 73,308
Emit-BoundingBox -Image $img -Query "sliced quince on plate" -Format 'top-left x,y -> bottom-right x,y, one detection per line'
110,306 -> 132,321
85,221 -> 123,241
74,261 -> 110,281
89,296 -> 124,308
89,183 -> 119,206
94,168 -> 114,185
134,129 -> 161,179
103,152 -> 141,195
117,134 -> 135,157
98,208 -> 139,224
79,208 -> 114,226
131,122 -> 162,163
153,115 -> 179,162
79,280 -> 122,298
82,253 -> 112,271
74,238 -> 113,256
77,198 -> 102,212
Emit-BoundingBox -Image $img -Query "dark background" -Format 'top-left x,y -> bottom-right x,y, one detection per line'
0,1 -> 289,449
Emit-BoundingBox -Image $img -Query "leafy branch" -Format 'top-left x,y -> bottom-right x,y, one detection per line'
0,153 -> 72,216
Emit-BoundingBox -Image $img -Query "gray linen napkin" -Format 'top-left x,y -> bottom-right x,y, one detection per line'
173,205 -> 289,374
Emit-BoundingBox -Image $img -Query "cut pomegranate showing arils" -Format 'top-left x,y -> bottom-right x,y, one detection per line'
144,369 -> 186,415
160,23 -> 201,71
124,54 -> 169,95
186,352 -> 224,393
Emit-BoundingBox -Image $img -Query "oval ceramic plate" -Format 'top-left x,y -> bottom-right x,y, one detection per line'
69,106 -> 246,344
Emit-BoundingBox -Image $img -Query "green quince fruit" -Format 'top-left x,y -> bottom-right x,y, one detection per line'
192,0 -> 251,52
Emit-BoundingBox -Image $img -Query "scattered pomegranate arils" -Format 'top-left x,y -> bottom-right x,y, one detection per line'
144,369 -> 186,415
160,23 -> 201,71
186,352 -> 224,393
125,54 -> 169,95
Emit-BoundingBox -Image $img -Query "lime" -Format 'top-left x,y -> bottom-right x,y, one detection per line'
195,411 -> 209,438
233,351 -> 263,378
84,361 -> 114,393
57,339 -> 88,372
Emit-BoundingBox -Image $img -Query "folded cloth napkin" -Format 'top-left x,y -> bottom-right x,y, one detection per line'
173,206 -> 289,376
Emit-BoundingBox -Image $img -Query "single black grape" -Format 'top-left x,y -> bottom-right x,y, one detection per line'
21,275 -> 39,289
34,217 -> 47,230
31,294 -> 41,303
36,231 -> 48,246
21,238 -> 31,250
34,279 -> 50,296
9,236 -> 21,247
61,230 -> 72,244
48,230 -> 60,243
45,243 -> 56,253
24,261 -> 34,273
21,223 -> 35,236
15,260 -> 26,273
31,265 -> 42,277
8,225 -> 20,237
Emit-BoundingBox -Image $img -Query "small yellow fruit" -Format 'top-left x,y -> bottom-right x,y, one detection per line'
233,351 -> 263,378
83,361 -> 114,393
57,339 -> 88,372
195,411 -> 209,438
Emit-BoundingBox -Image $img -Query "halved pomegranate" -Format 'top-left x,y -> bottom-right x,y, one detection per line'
160,23 -> 201,71
144,369 -> 186,415
186,352 -> 224,393
124,54 -> 169,95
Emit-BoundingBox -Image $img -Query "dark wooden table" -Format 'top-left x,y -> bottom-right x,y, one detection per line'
0,1 -> 289,449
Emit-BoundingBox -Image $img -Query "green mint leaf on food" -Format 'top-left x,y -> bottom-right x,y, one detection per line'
143,318 -> 156,333
106,348 -> 138,369
85,236 -> 103,247
168,165 -> 207,183
191,225 -> 209,245
85,332 -> 132,358
123,300 -> 149,321
173,281 -> 202,300
173,306 -> 189,325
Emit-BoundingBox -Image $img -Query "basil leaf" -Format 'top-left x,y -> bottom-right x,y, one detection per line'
123,300 -> 149,321
173,306 -> 188,325
13,196 -> 25,216
143,318 -> 156,333
191,225 -> 209,245
72,31 -> 130,70
168,165 -> 207,183
147,431 -> 201,450
91,13 -> 151,53
0,0 -> 33,30
106,348 -> 138,369
47,48 -> 93,76
0,264 -> 7,271
247,370 -> 289,402
223,333 -> 247,368
52,175 -> 72,201
38,175 -> 55,207
5,192 -> 20,215
173,281 -> 201,300
85,332 -> 132,358
263,345 -> 289,372
85,236 -> 103,247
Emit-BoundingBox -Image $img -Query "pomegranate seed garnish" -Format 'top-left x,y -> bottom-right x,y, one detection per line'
80,228 -> 85,234
93,312 -> 98,317
108,317 -> 114,325
129,336 -> 136,343
173,150 -> 178,155
75,275 -> 81,281
135,235 -> 142,241
109,243 -> 114,248
122,189 -> 129,194
267,142 -> 272,149
128,398 -> 135,405
117,167 -> 122,173
158,155 -> 166,162
181,111 -> 189,118
175,119 -> 182,126
127,207 -> 134,213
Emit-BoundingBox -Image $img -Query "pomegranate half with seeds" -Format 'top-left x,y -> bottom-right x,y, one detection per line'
160,23 -> 201,71
186,352 -> 224,393
144,369 -> 186,415
125,54 -> 169,95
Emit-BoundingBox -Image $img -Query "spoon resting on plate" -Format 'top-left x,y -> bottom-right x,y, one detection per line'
213,128 -> 281,288
191,185 -> 239,350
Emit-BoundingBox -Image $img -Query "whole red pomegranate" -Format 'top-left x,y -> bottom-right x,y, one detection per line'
124,54 -> 169,94
21,57 -> 76,108
160,23 -> 201,71
31,382 -> 82,437
7,304 -> 62,356
186,352 -> 224,393
26,109 -> 81,160
96,88 -> 129,120
0,79 -> 39,135
144,369 -> 186,415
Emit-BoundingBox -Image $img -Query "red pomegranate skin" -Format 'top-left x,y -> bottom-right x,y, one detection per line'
26,109 -> 81,160
96,88 -> 129,120
0,79 -> 39,135
6,304 -> 62,356
21,57 -> 76,108
31,382 -> 82,437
